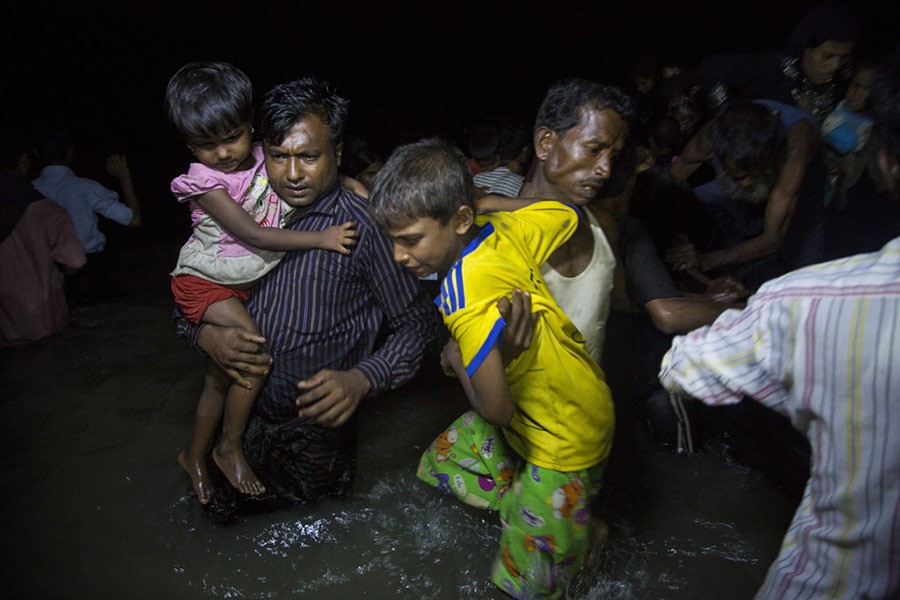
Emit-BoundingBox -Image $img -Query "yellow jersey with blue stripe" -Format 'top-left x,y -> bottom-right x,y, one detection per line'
438,201 -> 614,471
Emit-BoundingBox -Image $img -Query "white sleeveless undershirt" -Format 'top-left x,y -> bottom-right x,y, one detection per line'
541,209 -> 616,365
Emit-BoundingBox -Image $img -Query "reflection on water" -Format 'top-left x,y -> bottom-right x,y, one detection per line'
0,296 -> 796,599
163,473 -> 500,599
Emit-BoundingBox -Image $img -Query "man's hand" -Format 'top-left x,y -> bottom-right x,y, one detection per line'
705,276 -> 749,303
665,242 -> 699,272
198,325 -> 271,389
296,368 -> 371,428
498,289 -> 535,365
105,154 -> 132,182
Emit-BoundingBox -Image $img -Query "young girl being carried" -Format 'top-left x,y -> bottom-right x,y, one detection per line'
165,62 -> 358,504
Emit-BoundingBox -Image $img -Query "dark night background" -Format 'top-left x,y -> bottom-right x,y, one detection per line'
3,1 -> 897,271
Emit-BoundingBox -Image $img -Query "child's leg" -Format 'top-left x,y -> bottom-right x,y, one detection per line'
178,359 -> 228,504
202,297 -> 267,496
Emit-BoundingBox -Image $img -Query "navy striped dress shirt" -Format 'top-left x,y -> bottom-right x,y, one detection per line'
179,184 -> 439,421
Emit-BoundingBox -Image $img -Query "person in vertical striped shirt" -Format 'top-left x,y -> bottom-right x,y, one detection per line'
659,47 -> 900,600
177,77 -> 439,519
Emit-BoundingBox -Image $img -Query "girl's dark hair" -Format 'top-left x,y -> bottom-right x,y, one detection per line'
165,61 -> 253,140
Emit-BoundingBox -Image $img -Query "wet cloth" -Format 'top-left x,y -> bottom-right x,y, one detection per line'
659,237 -> 900,600
170,143 -> 289,285
32,164 -> 133,253
203,411 -> 359,525
418,411 -> 603,599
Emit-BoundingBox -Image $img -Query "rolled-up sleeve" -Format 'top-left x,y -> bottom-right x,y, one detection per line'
659,297 -> 790,412
86,181 -> 132,226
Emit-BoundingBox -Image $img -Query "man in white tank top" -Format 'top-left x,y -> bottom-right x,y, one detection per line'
523,79 -> 634,365
476,80 -> 634,365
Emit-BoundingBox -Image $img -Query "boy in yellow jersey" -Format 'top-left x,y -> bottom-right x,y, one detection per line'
368,138 -> 614,599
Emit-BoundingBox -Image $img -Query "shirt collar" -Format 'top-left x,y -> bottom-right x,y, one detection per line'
37,165 -> 74,178
282,181 -> 342,221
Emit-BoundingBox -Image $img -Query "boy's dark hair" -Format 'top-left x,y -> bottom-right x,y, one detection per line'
165,61 -> 253,140
535,79 -> 635,136
260,77 -> 349,148
368,138 -> 474,232
712,101 -> 780,171
871,47 -> 900,161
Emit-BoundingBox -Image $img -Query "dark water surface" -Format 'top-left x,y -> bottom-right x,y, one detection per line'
0,292 -> 798,599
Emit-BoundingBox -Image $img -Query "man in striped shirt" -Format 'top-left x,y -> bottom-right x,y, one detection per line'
180,78 -> 439,519
659,48 -> 900,599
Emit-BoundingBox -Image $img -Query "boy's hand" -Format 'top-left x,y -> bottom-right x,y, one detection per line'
320,221 -> 359,255
498,289 -> 534,365
440,339 -> 464,378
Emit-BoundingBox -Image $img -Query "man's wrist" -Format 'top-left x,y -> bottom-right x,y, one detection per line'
350,367 -> 374,398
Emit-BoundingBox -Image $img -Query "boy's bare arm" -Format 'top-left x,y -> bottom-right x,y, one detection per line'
497,290 -> 535,364
441,340 -> 515,426
474,195 -> 541,214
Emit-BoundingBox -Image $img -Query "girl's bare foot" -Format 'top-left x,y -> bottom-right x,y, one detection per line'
212,443 -> 266,496
178,450 -> 213,504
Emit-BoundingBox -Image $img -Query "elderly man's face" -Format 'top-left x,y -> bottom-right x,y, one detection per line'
539,106 -> 628,205
720,157 -> 777,205
264,114 -> 342,208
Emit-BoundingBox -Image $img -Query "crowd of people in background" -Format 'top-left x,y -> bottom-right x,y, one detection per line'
2,0 -> 899,598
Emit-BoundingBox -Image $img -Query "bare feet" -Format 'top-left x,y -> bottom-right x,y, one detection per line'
212,443 -> 266,496
178,450 -> 213,505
